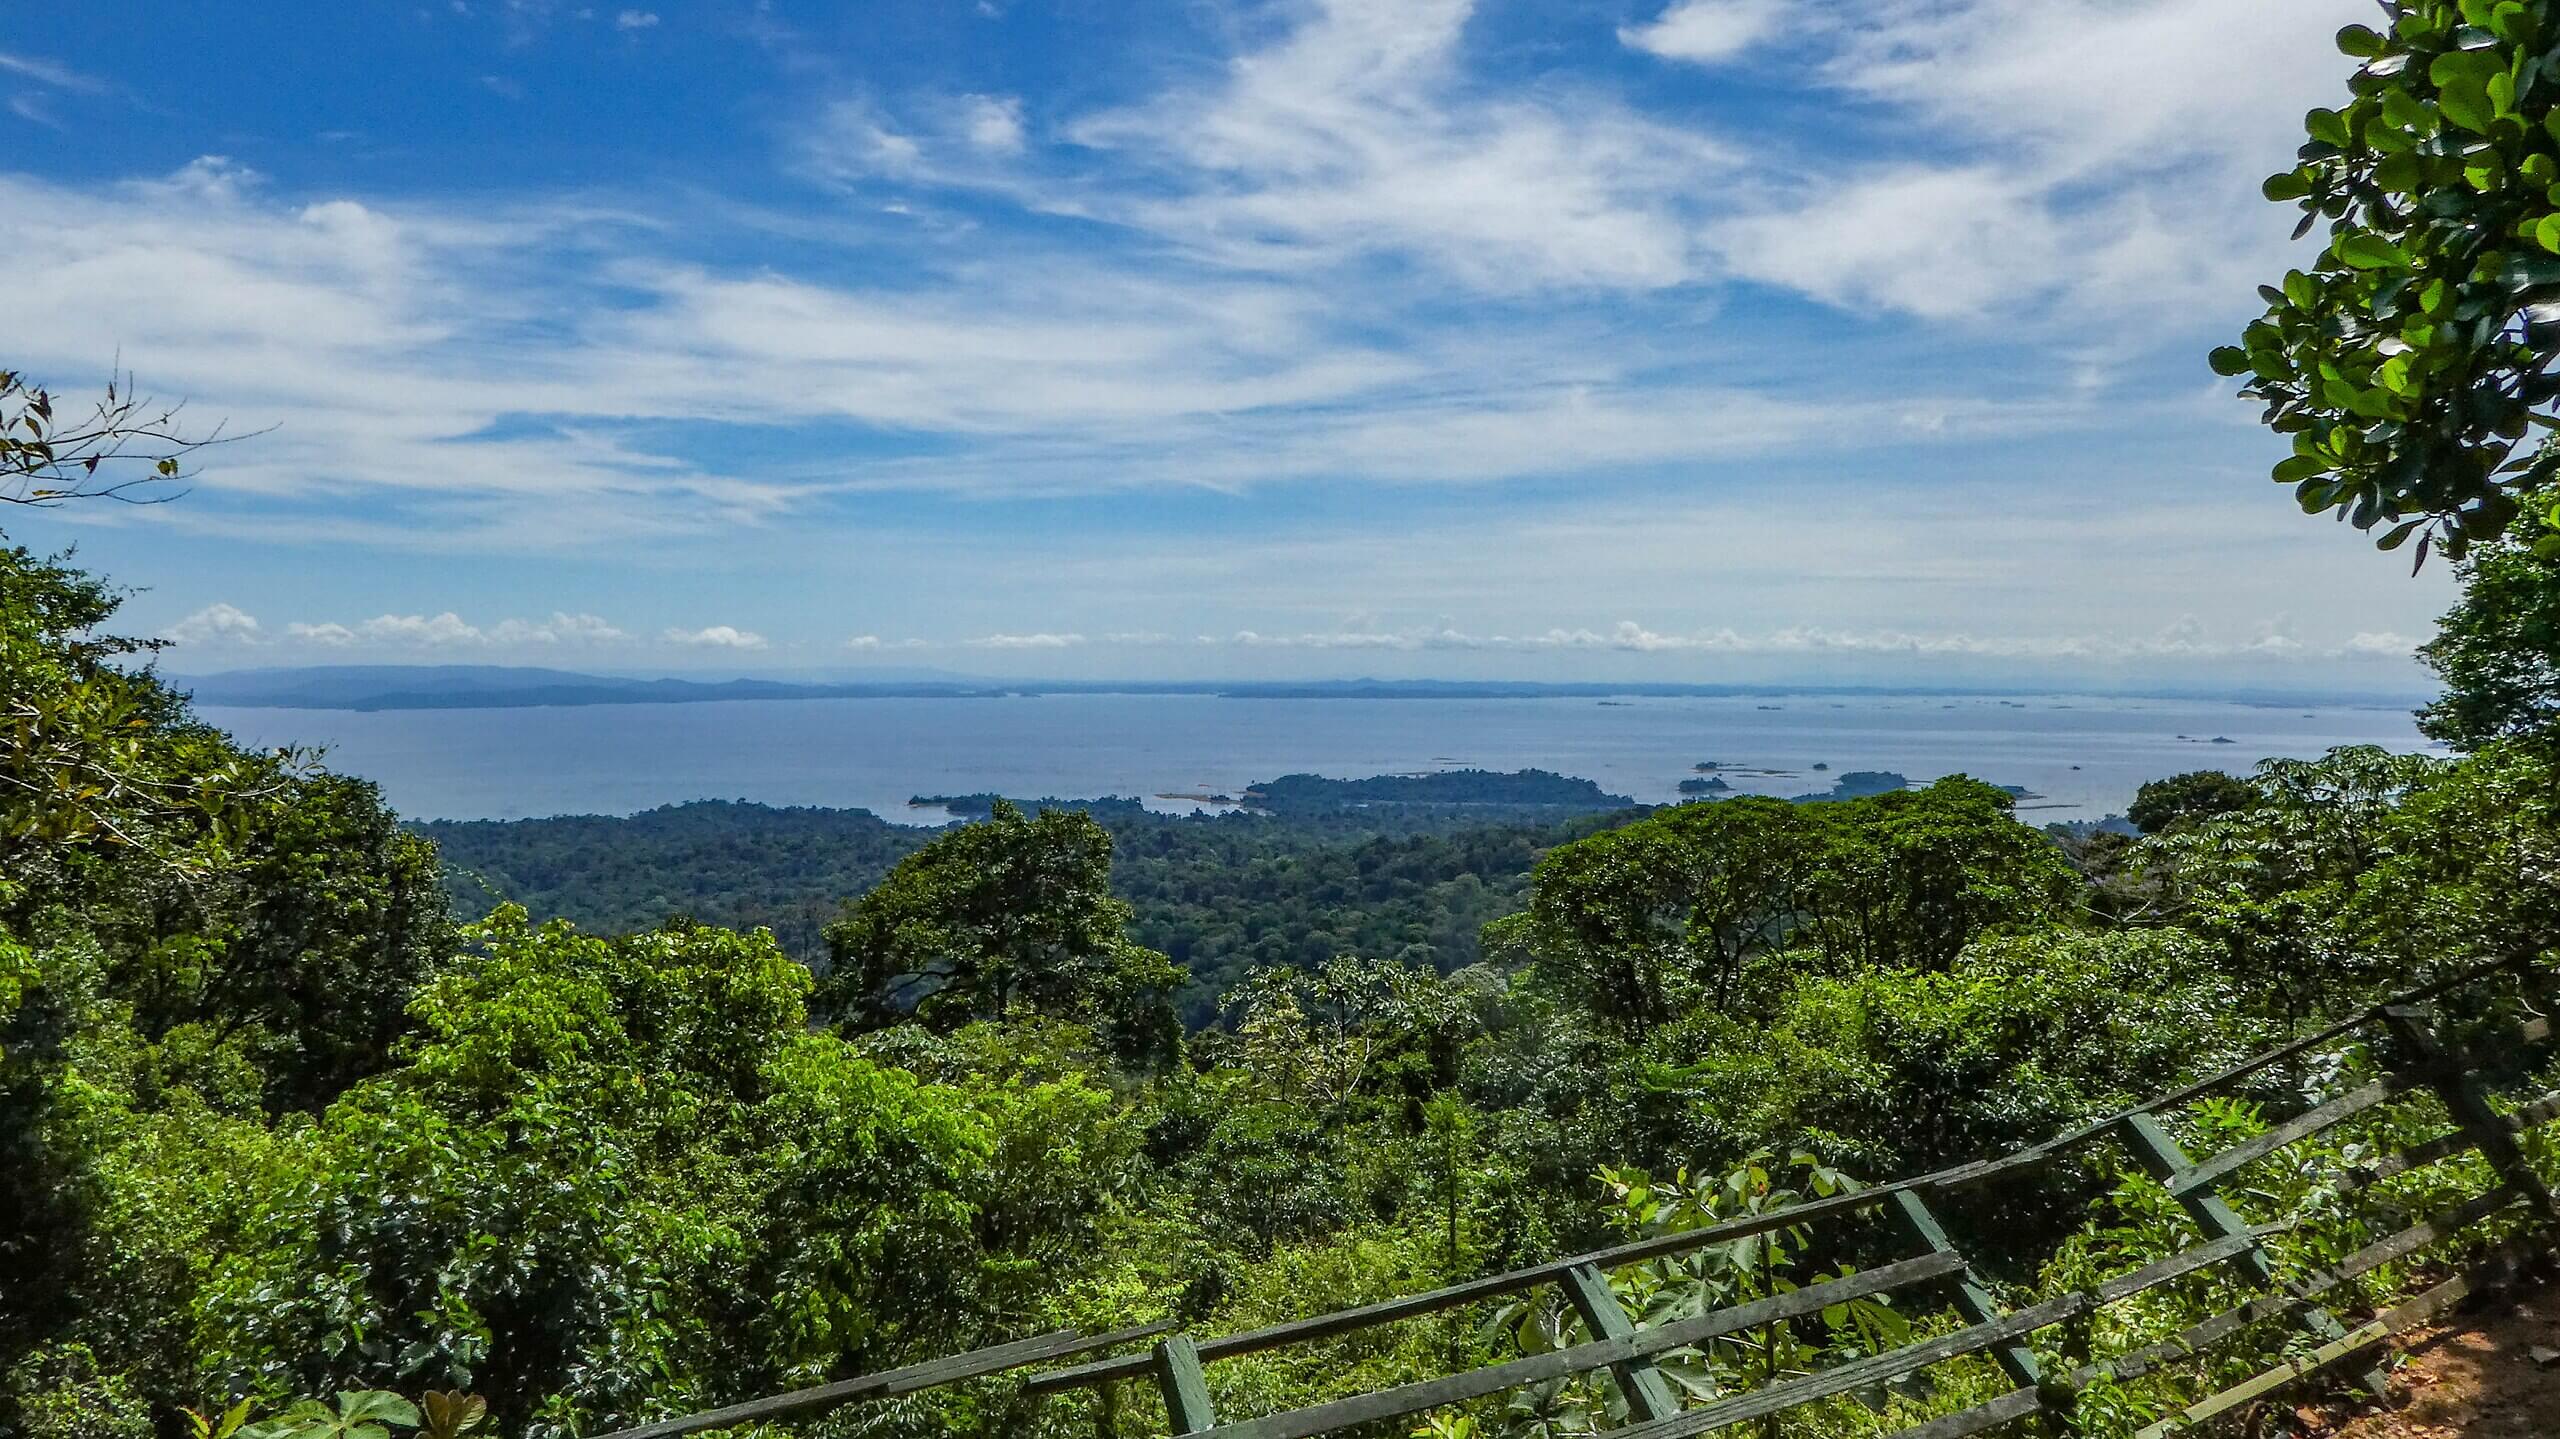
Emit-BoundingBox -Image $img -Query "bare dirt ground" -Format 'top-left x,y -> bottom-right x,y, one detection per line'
2287,1284 -> 2560,1437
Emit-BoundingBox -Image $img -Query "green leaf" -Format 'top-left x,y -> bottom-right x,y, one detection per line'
2336,22 -> 2385,56
2305,107 -> 2353,147
338,1393 -> 420,1428
2207,346 -> 2252,377
2334,233 -> 2407,270
2262,170 -> 2312,202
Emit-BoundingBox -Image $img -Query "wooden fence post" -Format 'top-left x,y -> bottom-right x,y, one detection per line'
1559,1262 -> 1683,1423
2383,1004 -> 2559,1222
1889,1188 -> 2042,1393
1153,1335 -> 1217,1436
2119,1110 -> 2389,1397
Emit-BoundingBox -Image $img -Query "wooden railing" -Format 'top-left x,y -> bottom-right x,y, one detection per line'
593,960 -> 2560,1439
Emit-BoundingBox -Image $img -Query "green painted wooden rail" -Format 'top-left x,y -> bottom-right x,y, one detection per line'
592,959 -> 2560,1439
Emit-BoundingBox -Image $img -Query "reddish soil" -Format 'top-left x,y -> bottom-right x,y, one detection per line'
2291,1286 -> 2560,1438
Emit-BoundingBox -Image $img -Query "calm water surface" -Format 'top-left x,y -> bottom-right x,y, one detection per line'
198,692 -> 2437,824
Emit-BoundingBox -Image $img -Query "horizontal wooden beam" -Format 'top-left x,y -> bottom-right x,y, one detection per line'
1593,1289 -> 2093,1439
1880,1386 -> 2040,1439
590,1324 -> 1171,1439
1166,1254 -> 1963,1439
1025,1190 -> 1929,1393
2168,1076 -> 2412,1197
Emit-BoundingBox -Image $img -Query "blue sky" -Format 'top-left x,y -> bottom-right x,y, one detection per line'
0,0 -> 2456,690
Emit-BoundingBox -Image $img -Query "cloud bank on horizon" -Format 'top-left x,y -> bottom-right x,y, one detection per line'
0,0 -> 2452,689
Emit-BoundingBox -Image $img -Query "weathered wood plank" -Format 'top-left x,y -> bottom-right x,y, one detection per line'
1878,1386 -> 2041,1439
590,1324 -> 1169,1439
1173,1254 -> 1963,1439
1025,1189 -> 1924,1393
1561,1261 -> 1682,1423
1889,1189 -> 2039,1389
2167,1076 -> 2411,1198
2120,1110 -> 2389,1399
2336,1126 -> 2478,1195
2088,1231 -> 2260,1306
1591,1290 -> 2091,1439
1156,1335 -> 1218,1435
2508,1086 -> 2560,1132
2387,1006 -> 2560,1221
2077,1181 -> 2522,1393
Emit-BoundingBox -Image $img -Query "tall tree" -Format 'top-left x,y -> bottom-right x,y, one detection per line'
820,802 -> 1183,1067
2418,485 -> 2560,745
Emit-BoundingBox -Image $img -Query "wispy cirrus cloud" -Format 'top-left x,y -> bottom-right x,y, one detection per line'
17,0 -> 2451,688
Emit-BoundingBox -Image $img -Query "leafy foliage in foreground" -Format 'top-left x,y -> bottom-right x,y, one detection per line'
2219,1 -> 2560,558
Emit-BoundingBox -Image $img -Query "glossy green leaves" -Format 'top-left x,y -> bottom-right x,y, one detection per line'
2224,0 -> 2560,561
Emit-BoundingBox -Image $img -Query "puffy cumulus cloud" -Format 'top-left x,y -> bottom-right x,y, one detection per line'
271,610 -> 626,649
965,632 -> 1085,649
1619,0 -> 1786,64
285,621 -> 359,647
164,602 -> 265,646
349,611 -> 486,647
664,625 -> 768,649
488,612 -> 627,645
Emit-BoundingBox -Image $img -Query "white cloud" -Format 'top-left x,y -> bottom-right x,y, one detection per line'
270,610 -> 625,648
664,624 -> 768,649
1691,0 -> 2371,322
350,611 -> 486,646
285,621 -> 359,647
2343,631 -> 2420,657
965,632 -> 1085,649
1619,0 -> 1784,64
0,51 -> 110,94
614,9 -> 658,29
1708,166 -> 2062,320
960,94 -> 1025,153
845,634 -> 930,650
1058,0 -> 1732,290
1202,618 -> 2425,663
165,602 -> 265,646
488,612 -> 627,644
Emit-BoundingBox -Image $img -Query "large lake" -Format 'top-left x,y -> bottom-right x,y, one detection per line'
197,692 -> 2439,825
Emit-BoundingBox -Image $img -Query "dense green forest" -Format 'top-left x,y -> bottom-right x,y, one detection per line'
11,7 -> 2560,1437
419,793 -> 1613,1025
9,501 -> 2560,1438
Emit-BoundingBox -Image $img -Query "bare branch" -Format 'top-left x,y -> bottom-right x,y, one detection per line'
0,366 -> 262,507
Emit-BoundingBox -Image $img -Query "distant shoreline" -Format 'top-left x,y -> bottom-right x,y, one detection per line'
173,665 -> 2432,714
